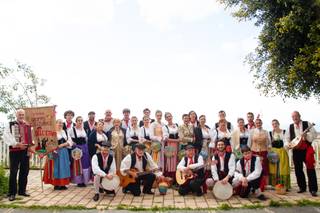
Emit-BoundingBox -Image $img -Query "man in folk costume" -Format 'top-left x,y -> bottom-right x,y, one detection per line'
285,111 -> 318,196
3,109 -> 33,201
244,112 -> 255,130
120,143 -> 163,196
205,140 -> 235,190
91,142 -> 116,201
83,111 -> 97,137
177,144 -> 205,196
233,145 -> 267,200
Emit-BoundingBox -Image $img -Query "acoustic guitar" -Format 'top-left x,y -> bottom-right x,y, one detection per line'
290,123 -> 315,149
119,168 -> 159,188
176,164 -> 206,186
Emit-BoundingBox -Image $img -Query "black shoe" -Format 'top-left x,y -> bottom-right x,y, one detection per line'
257,194 -> 267,201
54,186 -> 60,190
60,186 -> 68,190
122,188 -> 128,194
196,192 -> 203,196
77,183 -> 86,187
18,193 -> 30,197
143,191 -> 154,195
297,189 -> 306,193
9,195 -> 15,201
93,194 -> 99,201
99,188 -> 104,193
311,191 -> 317,197
105,190 -> 116,196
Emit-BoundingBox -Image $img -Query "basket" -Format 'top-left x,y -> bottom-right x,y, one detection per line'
275,184 -> 286,195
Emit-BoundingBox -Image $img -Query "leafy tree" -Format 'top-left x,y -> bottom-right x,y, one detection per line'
0,61 -> 50,120
220,0 -> 320,99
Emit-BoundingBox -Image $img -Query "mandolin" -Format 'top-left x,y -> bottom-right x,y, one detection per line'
290,123 -> 315,149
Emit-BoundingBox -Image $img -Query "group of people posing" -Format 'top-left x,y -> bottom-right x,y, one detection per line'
4,108 -> 318,202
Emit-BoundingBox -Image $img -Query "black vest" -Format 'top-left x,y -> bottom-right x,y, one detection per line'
130,153 -> 148,171
97,153 -> 113,174
240,156 -> 256,177
184,155 -> 204,178
214,152 -> 231,174
72,127 -> 86,145
289,121 -> 308,141
269,130 -> 286,148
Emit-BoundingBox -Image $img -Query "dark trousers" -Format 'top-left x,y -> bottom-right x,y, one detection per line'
125,173 -> 156,196
238,177 -> 261,198
178,177 -> 204,196
9,150 -> 30,196
293,149 -> 318,192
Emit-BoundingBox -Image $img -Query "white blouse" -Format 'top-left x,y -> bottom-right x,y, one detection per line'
126,126 -> 140,144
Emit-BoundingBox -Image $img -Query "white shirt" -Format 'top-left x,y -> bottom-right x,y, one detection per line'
211,128 -> 231,148
3,123 -> 18,146
285,121 -> 317,146
234,156 -> 262,182
120,152 -> 162,177
96,132 -> 108,142
177,155 -> 204,171
211,153 -> 235,181
126,126 -> 140,144
91,154 -> 116,177
163,123 -> 179,140
56,130 -> 73,147
69,127 -> 87,139
139,126 -> 151,142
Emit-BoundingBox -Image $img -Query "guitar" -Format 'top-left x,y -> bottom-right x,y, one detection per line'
176,164 -> 206,186
290,123 -> 315,149
119,168 -> 159,188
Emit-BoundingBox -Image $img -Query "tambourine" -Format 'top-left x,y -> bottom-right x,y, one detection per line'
101,175 -> 120,191
164,146 -> 176,158
71,148 -> 83,160
267,151 -> 279,164
213,181 -> 233,200
151,141 -> 161,153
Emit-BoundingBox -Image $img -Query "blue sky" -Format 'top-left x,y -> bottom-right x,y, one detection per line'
0,0 -> 319,131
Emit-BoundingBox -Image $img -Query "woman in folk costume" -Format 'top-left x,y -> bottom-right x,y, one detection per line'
194,115 -> 215,192
139,116 -> 152,154
126,116 -> 140,150
106,118 -> 127,172
213,119 -> 232,152
149,110 -> 165,169
43,119 -> 72,190
189,110 -> 199,128
247,118 -> 271,191
230,118 -> 250,160
69,116 -> 91,187
88,120 -> 108,159
163,112 -> 179,180
268,119 -> 290,190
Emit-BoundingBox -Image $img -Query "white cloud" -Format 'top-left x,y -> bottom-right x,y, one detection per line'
137,0 -> 222,30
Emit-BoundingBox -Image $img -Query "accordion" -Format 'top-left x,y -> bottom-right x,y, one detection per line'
11,122 -> 32,146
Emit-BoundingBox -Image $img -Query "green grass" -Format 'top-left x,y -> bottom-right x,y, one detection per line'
0,199 -> 319,211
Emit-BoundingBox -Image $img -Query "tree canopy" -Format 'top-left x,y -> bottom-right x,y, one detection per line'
0,61 -> 50,120
220,0 -> 320,100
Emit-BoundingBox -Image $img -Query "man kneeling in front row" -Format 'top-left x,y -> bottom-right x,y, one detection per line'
232,145 -> 267,200
206,140 -> 235,190
92,142 -> 116,201
120,143 -> 163,196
